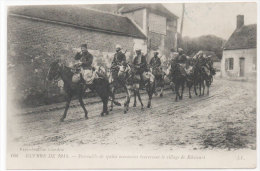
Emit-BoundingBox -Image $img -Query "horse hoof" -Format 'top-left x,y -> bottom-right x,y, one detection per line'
110,108 -> 113,111
85,116 -> 88,120
160,94 -> 163,97
60,118 -> 64,122
141,105 -> 144,110
133,104 -> 136,107
124,111 -> 127,114
147,105 -> 151,108
100,112 -> 104,116
106,111 -> 109,115
189,96 -> 192,99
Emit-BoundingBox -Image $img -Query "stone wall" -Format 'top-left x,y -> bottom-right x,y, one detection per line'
7,15 -> 146,107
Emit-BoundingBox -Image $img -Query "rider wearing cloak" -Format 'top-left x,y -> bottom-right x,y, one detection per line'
170,48 -> 187,77
111,44 -> 126,84
133,49 -> 148,86
149,51 -> 161,71
149,51 -> 163,94
74,43 -> 93,70
74,43 -> 106,84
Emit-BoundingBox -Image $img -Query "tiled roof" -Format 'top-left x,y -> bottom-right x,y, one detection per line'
119,4 -> 178,20
224,24 -> 257,50
8,5 -> 146,39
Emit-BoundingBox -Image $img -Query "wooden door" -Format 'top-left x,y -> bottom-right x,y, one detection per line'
239,58 -> 245,77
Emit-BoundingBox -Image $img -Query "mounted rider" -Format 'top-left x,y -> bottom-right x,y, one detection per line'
133,48 -> 148,87
149,51 -> 161,71
74,43 -> 105,85
170,48 -> 187,77
74,43 -> 93,70
111,44 -> 127,85
149,51 -> 163,95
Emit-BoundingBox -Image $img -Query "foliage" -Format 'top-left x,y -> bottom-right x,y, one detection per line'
181,35 -> 226,60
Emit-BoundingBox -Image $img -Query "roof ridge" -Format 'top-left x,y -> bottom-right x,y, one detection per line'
76,6 -> 127,18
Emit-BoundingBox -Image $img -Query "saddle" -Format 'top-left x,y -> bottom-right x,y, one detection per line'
202,66 -> 211,76
185,66 -> 193,75
179,64 -> 187,76
142,71 -> 155,83
71,67 -> 99,84
151,67 -> 163,77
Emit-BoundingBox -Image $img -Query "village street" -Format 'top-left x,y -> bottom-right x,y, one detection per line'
8,77 -> 256,152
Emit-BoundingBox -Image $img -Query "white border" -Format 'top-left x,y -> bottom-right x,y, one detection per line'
0,0 -> 259,171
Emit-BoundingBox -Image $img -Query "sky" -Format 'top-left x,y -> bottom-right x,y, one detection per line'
164,2 -> 257,40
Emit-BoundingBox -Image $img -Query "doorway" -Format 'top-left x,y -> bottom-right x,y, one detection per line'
239,57 -> 245,77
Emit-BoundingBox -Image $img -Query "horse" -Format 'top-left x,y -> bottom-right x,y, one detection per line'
185,65 -> 195,98
167,61 -> 186,101
193,60 -> 212,96
47,60 -> 120,122
117,64 -> 155,113
150,66 -> 166,97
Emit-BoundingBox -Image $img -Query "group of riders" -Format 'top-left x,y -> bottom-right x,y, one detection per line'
73,43 -> 215,97
48,43 -> 217,121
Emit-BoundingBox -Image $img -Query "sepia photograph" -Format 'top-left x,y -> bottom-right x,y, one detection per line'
4,0 -> 258,169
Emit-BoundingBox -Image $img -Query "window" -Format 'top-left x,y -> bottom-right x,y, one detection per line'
225,58 -> 234,70
149,13 -> 166,35
228,58 -> 234,70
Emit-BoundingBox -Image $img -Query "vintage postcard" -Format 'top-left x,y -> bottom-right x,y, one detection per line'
4,0 -> 257,169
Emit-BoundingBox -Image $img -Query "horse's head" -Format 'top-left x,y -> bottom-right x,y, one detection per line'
47,60 -> 61,81
118,64 -> 131,78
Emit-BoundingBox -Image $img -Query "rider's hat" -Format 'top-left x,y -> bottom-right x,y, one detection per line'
116,44 -> 122,50
154,51 -> 159,55
135,48 -> 141,52
178,48 -> 183,52
81,43 -> 87,48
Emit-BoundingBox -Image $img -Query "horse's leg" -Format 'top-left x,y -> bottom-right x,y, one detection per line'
180,81 -> 184,100
207,80 -> 210,95
101,96 -> 109,116
159,78 -> 164,97
175,83 -> 179,102
202,80 -> 205,96
124,86 -> 130,114
189,83 -> 192,99
133,90 -> 137,107
136,89 -> 144,109
79,95 -> 88,119
110,86 -> 115,111
146,82 -> 154,108
199,80 -> 202,96
60,94 -> 72,122
194,81 -> 198,96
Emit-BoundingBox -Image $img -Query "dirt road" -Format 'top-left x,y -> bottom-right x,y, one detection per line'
9,78 -> 256,151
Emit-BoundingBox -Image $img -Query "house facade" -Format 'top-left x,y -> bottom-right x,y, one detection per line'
119,4 -> 179,62
7,5 -> 146,106
221,15 -> 257,79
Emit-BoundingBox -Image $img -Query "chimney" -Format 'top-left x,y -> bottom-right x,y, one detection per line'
237,15 -> 244,29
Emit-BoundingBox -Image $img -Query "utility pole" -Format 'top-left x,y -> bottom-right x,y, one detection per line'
179,3 -> 185,48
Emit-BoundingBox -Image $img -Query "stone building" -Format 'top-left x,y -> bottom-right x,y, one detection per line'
221,15 -> 257,79
119,4 -> 179,61
7,5 -> 146,106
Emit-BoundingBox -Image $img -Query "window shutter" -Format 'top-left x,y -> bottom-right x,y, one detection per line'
225,58 -> 228,71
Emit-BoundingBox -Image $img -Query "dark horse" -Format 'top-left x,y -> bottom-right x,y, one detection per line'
47,60 -> 120,122
167,62 -> 186,101
117,64 -> 155,113
193,62 -> 211,96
